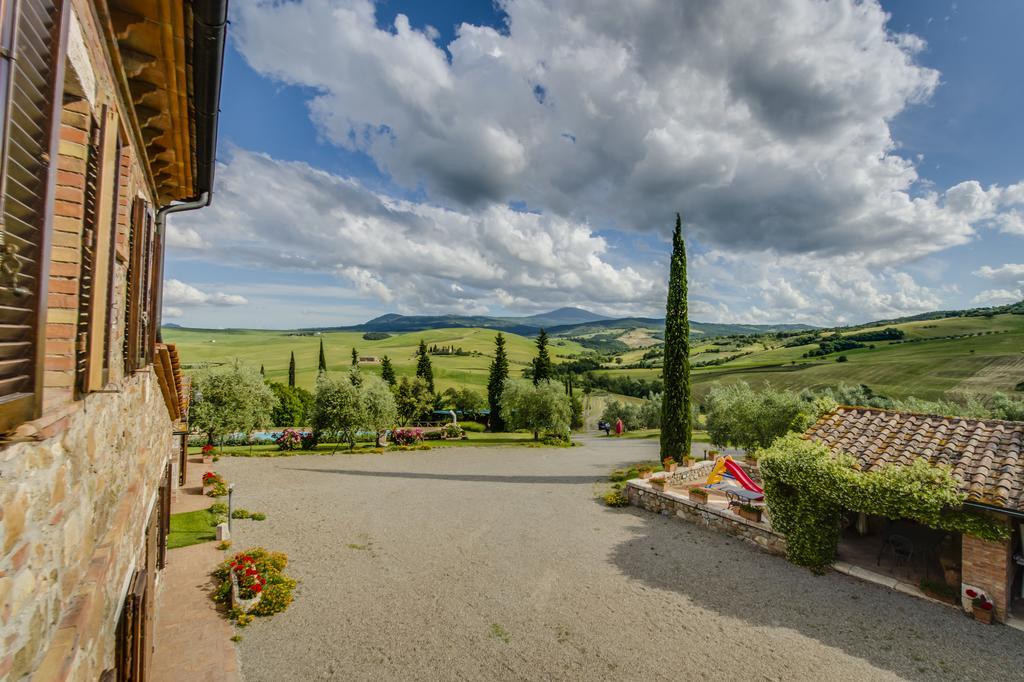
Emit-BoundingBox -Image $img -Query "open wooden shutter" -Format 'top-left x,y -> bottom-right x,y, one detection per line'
74,113 -> 100,396
115,569 -> 148,681
0,0 -> 66,431
82,104 -> 117,389
124,196 -> 149,371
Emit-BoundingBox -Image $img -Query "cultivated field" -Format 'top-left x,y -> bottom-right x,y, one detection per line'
594,314 -> 1024,401
161,326 -> 586,392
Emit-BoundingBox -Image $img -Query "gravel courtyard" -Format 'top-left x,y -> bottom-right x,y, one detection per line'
218,437 -> 1024,681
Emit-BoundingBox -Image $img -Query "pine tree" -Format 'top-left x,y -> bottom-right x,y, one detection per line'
487,333 -> 510,431
318,338 -> 327,373
415,339 -> 434,393
532,328 -> 552,385
260,364 -> 265,378
381,355 -> 396,386
288,351 -> 296,388
661,213 -> 691,462
351,347 -> 358,366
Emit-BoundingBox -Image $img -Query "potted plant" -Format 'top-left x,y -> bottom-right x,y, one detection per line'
969,592 -> 994,624
649,475 -> 668,491
638,467 -> 652,480
682,456 -> 696,467
689,487 -> 709,504
662,457 -> 678,473
736,504 -> 762,523
201,443 -> 215,464
229,554 -> 265,613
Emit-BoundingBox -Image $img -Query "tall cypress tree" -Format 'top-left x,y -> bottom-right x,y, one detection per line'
260,364 -> 265,378
381,355 -> 396,386
532,328 -> 552,385
318,338 -> 327,373
415,339 -> 434,393
661,213 -> 691,462
351,347 -> 358,366
288,351 -> 296,388
487,333 -> 509,431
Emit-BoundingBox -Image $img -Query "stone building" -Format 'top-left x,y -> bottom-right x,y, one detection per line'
0,1 -> 226,679
805,406 -> 1023,623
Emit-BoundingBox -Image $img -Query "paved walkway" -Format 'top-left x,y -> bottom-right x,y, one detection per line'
216,436 -> 1024,681
152,456 -> 240,682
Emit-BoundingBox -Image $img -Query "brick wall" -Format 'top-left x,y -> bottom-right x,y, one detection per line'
961,524 -> 1013,622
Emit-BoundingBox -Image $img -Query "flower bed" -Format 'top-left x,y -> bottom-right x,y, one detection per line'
213,548 -> 297,626
391,428 -> 424,446
203,471 -> 229,497
275,428 -> 304,451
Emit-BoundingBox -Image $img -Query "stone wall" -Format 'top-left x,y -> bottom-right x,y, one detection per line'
0,371 -> 173,680
626,481 -> 787,556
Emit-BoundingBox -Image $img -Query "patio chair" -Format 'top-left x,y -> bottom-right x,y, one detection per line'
877,533 -> 914,569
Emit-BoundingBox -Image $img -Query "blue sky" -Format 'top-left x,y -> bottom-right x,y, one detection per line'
164,1 -> 1024,329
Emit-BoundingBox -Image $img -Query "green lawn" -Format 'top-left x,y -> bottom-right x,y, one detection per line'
162,326 -> 586,393
192,430 -> 571,457
168,508 -> 219,549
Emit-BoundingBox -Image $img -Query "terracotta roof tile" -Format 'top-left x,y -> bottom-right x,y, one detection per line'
803,406 -> 1024,512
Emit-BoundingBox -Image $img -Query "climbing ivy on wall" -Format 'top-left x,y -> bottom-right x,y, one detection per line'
758,434 -> 1011,572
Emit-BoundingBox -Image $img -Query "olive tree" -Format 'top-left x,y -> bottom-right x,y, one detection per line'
500,379 -> 571,440
704,382 -> 829,452
361,376 -> 398,446
190,364 -> 275,444
313,374 -> 364,450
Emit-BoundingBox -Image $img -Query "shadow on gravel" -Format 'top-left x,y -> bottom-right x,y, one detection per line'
280,467 -> 604,485
608,508 -> 1024,681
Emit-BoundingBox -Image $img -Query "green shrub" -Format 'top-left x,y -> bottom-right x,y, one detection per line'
251,512 -> 267,521
460,421 -> 486,432
209,502 -> 228,515
602,489 -> 630,507
231,509 -> 251,519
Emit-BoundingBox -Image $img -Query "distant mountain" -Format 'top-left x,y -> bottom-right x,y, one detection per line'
519,307 -> 609,327
311,308 -> 814,338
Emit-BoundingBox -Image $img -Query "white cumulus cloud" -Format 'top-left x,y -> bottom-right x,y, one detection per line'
163,279 -> 249,308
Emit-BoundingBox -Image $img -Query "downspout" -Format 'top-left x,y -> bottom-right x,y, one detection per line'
154,194 -> 210,341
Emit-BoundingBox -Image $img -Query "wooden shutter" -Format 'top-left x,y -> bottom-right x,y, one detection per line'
115,569 -> 148,681
0,0 -> 66,431
74,113 -> 99,396
124,196 -> 149,371
82,104 -> 117,389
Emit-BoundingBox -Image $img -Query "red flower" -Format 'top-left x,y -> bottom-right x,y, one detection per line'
965,589 -> 977,598
246,568 -> 257,576
980,601 -> 993,611
202,444 -> 215,453
252,584 -> 262,593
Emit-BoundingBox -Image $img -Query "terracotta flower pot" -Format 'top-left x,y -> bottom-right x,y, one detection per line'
738,507 -> 762,523
664,463 -> 678,473
689,488 -> 708,504
639,470 -> 652,480
650,479 -> 667,491
972,605 -> 994,624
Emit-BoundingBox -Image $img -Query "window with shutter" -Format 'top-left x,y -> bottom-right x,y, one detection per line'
0,0 -> 67,432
